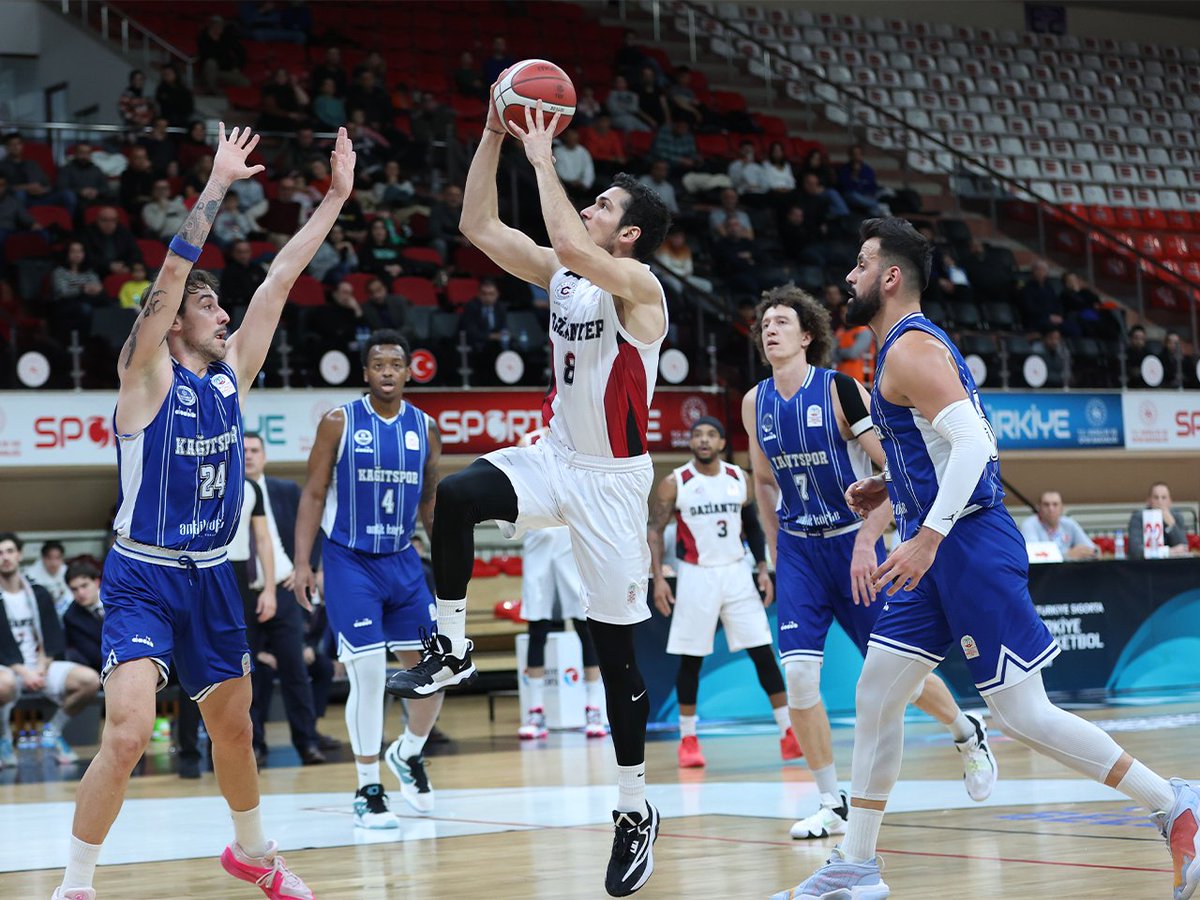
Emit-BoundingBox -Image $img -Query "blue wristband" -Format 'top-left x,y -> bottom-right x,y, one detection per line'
168,235 -> 202,263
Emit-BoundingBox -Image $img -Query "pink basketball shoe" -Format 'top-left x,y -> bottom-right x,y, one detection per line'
220,841 -> 314,899
50,889 -> 95,900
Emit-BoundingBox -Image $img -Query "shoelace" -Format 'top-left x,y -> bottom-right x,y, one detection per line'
362,788 -> 391,815
255,855 -> 305,890
611,814 -> 646,865
407,630 -> 450,679
405,756 -> 431,792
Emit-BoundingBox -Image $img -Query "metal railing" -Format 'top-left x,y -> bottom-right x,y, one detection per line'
622,0 -> 1200,346
55,0 -> 195,86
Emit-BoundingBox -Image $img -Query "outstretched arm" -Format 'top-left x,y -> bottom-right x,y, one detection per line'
459,84 -> 559,288
227,127 -> 356,395
648,473 -> 677,617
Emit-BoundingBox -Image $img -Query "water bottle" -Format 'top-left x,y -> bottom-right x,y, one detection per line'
1114,529 -> 1126,560
499,329 -> 511,352
518,328 -> 529,351
18,729 -> 34,751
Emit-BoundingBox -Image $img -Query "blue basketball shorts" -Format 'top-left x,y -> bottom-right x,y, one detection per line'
775,527 -> 885,663
869,506 -> 1060,696
100,540 -> 252,701
322,539 -> 436,659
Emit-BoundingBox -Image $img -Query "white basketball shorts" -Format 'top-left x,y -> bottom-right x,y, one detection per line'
667,559 -> 772,656
17,660 -> 81,706
484,436 -> 653,626
520,526 -> 586,621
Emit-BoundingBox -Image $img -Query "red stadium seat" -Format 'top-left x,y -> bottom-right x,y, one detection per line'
453,245 -> 505,278
137,239 -> 167,269
248,240 -> 276,260
391,276 -> 439,307
401,246 -> 444,268
444,277 -> 479,308
22,141 -> 57,183
225,86 -> 261,110
1087,205 -> 1117,228
84,205 -> 130,228
288,275 -> 326,307
196,244 -> 224,270
1165,210 -> 1194,230
1115,207 -> 1143,229
696,134 -> 732,159
3,232 -> 51,262
624,130 -> 653,158
1141,208 -> 1168,230
29,205 -> 72,232
343,272 -> 377,300
104,272 -> 133,297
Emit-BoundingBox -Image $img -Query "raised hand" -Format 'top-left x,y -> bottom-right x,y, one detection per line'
328,126 -> 357,199
508,100 -> 560,167
211,122 -> 265,184
486,74 -> 508,135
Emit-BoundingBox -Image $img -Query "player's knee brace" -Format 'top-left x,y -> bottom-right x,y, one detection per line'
572,619 -> 599,668
342,651 -> 386,758
784,659 -> 823,711
432,460 -> 519,599
747,644 -> 785,697
588,619 -> 648,766
675,655 -> 703,706
849,650 -> 933,802
526,619 -> 555,668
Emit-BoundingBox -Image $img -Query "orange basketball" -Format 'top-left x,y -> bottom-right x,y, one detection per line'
492,59 -> 576,137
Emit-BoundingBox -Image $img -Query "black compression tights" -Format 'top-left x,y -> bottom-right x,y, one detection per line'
588,618 -> 649,767
526,619 -> 600,668
431,460 -> 518,601
747,643 -> 786,696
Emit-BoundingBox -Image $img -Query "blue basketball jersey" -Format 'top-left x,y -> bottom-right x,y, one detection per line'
321,396 -> 429,554
755,366 -> 873,533
112,359 -> 244,551
872,312 -> 1005,541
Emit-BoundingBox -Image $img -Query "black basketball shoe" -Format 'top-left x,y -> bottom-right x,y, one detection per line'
385,632 -> 476,698
605,802 -> 660,897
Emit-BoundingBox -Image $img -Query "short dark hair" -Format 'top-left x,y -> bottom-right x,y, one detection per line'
1129,325 -> 1146,336
361,329 -> 410,367
858,217 -> 933,293
243,431 -> 264,448
0,532 -> 22,552
66,560 -> 102,583
184,270 -> 220,297
42,540 -> 64,557
611,172 -> 672,260
752,284 -> 833,368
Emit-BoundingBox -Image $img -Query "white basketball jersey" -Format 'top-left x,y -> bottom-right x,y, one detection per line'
673,461 -> 749,566
543,266 -> 667,458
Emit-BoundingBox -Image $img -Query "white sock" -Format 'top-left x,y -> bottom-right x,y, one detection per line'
1117,759 -> 1176,812
812,763 -> 840,800
526,673 -> 545,711
49,708 -> 71,733
398,728 -> 428,760
436,597 -> 468,656
679,714 -> 698,738
585,677 -> 604,709
230,805 -> 268,859
947,711 -> 976,743
773,705 -> 791,736
841,805 -> 884,863
356,760 -> 381,789
61,835 -> 102,890
616,762 -> 647,815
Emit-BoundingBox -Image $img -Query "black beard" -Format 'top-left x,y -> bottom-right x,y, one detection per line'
693,449 -> 717,464
845,281 -> 881,327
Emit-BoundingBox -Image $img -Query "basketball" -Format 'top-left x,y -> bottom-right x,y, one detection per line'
492,59 -> 576,137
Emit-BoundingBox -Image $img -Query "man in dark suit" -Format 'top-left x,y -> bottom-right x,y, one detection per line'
243,432 -> 338,766
459,278 -> 508,381
362,276 -> 409,334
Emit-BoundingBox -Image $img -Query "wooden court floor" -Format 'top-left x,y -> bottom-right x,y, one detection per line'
0,693 -> 1195,899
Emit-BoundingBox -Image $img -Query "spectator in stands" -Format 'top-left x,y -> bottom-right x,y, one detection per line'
1060,271 -> 1110,339
636,65 -> 671,129
117,70 -> 156,134
824,283 -> 872,383
1128,482 -> 1191,559
275,173 -> 316,224
213,192 -> 258,249
118,145 -> 156,216
1,133 -> 59,209
273,126 -> 324,179
51,239 -> 106,339
177,120 -> 214,173
1018,260 -> 1063,334
184,150 -> 216,202
80,205 -> 142,275
1162,331 -> 1187,389
197,14 -> 250,93
798,148 -> 850,217
763,141 -> 796,198
728,140 -> 768,202
574,86 -> 602,128
711,217 -> 763,298
0,175 -> 34,244
229,173 -> 268,232
1125,325 -> 1150,387
482,36 -> 515,85
346,70 -> 394,135
258,67 -> 311,133
310,46 -> 347,98
1020,491 -> 1098,560
141,178 -> 188,240
461,277 -> 508,354
614,28 -> 656,83
1035,328 -> 1070,387
138,117 -> 177,175
581,114 -> 626,181
57,143 -> 111,213
241,0 -> 310,44
961,238 -> 1012,305
428,183 -> 465,262
24,540 -> 69,619
926,244 -> 973,306
653,227 -> 713,297
310,280 -> 366,356
667,66 -> 707,130
118,260 -> 150,310
606,74 -> 653,133
796,171 -> 836,236
313,77 -> 347,131
453,51 -> 486,101
836,144 -> 883,215
410,91 -> 456,152
362,276 -> 408,333
652,119 -> 698,177
63,561 -> 103,670
154,65 -> 194,128
0,532 -> 101,765
709,187 -> 752,239
554,128 -> 595,204
307,223 -> 358,284
352,50 -> 387,84
637,159 -> 679,216
779,203 -> 831,267
220,239 -> 269,309
359,217 -> 404,280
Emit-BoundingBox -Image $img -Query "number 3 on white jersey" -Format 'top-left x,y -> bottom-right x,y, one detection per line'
381,488 -> 395,515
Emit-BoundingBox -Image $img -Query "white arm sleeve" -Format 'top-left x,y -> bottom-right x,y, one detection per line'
923,398 -> 995,536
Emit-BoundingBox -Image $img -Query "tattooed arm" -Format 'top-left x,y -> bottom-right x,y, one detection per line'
115,125 -> 264,432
